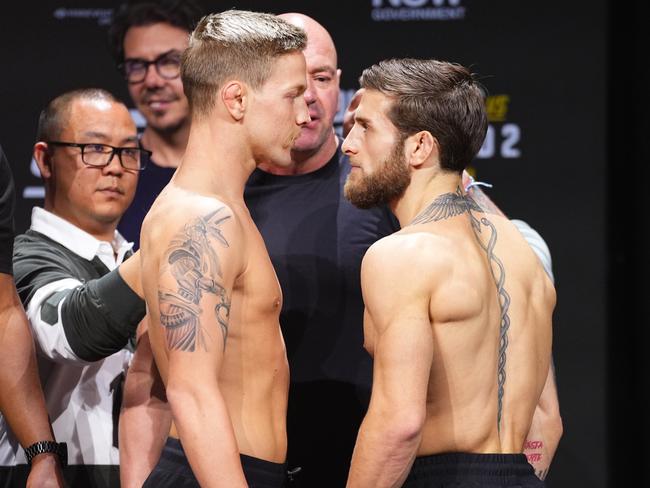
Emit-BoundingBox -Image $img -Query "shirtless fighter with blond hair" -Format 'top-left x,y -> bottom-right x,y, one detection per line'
139,10 -> 310,487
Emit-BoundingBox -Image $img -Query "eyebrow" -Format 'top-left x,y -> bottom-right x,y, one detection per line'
354,114 -> 371,125
309,65 -> 336,75
121,136 -> 139,145
81,132 -> 139,145
290,83 -> 307,95
124,49 -> 180,62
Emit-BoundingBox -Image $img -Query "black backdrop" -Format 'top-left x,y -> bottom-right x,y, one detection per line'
1,1 -> 638,486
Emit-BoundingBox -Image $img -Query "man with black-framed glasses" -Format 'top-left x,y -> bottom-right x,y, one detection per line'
1,88 -> 147,488
108,0 -> 203,250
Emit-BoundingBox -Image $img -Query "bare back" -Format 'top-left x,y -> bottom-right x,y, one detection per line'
362,191 -> 554,456
140,182 -> 289,463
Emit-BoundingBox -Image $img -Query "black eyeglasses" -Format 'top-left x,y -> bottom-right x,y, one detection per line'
119,50 -> 182,84
46,142 -> 151,171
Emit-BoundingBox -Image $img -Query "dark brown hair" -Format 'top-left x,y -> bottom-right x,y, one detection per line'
108,0 -> 204,65
360,58 -> 488,173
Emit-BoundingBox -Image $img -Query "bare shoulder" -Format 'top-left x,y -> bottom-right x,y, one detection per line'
363,231 -> 456,274
142,187 -> 242,253
362,231 -> 456,296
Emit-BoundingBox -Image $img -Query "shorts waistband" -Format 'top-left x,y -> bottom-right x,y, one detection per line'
163,437 -> 287,485
408,452 -> 534,477
240,452 -> 287,476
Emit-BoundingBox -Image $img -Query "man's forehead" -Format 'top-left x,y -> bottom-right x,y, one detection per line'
308,63 -> 336,75
66,99 -> 136,135
124,22 -> 189,55
266,52 -> 307,89
358,90 -> 392,118
304,35 -> 337,68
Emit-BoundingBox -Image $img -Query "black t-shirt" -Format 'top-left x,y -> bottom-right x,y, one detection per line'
244,150 -> 400,390
118,159 -> 176,250
0,145 -> 15,275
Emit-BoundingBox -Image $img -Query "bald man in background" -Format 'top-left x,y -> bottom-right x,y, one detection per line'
245,12 -> 400,487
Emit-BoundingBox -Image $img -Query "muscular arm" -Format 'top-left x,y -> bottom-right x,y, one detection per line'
347,239 -> 434,488
0,274 -> 63,487
157,206 -> 247,487
119,318 -> 170,488
507,219 -> 562,478
523,360 -> 562,480
0,147 -> 63,486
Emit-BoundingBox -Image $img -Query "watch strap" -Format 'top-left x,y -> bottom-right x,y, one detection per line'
24,440 -> 68,468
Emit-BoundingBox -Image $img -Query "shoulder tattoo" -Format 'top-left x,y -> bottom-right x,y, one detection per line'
157,207 -> 232,352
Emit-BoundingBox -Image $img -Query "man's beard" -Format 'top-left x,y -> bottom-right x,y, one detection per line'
344,137 -> 410,209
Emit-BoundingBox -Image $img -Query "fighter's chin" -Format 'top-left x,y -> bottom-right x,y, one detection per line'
271,149 -> 294,168
343,182 -> 374,209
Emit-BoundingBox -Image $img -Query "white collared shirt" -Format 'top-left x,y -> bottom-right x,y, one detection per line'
1,207 -> 134,466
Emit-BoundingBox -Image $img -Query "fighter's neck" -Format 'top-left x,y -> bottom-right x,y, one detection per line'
141,124 -> 189,169
172,122 -> 254,202
390,170 -> 463,227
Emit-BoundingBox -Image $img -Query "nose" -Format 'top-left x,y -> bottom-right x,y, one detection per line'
296,97 -> 311,126
303,78 -> 317,106
342,130 -> 357,156
102,151 -> 125,176
142,64 -> 165,89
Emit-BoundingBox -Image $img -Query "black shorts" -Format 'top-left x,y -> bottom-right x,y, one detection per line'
402,452 -> 544,487
143,437 -> 287,488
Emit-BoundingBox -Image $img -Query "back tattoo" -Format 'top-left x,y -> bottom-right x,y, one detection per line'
410,187 -> 512,433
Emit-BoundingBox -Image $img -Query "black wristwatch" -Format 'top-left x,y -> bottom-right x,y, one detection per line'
24,440 -> 68,468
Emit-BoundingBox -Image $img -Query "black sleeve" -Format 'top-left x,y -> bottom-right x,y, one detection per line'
0,145 -> 15,276
13,240 -> 146,362
60,268 -> 146,361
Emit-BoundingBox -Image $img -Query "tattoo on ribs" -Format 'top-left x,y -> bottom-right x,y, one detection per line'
411,188 -> 512,433
158,207 -> 232,352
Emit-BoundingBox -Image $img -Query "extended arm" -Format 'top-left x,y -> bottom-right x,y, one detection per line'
119,318 -> 171,488
507,219 -> 562,479
523,360 -> 562,480
347,240 -> 434,488
0,147 -> 63,486
157,206 -> 247,487
12,249 -> 145,364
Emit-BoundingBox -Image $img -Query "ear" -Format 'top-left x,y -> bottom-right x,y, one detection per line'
33,142 -> 52,179
221,81 -> 246,121
405,131 -> 438,168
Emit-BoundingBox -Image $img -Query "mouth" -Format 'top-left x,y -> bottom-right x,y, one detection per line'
97,187 -> 125,196
146,99 -> 173,111
142,91 -> 176,111
304,114 -> 321,129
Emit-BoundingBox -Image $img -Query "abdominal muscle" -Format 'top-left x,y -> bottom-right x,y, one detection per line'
166,333 -> 290,463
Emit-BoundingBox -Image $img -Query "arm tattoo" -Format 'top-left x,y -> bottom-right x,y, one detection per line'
158,207 -> 232,352
410,188 -> 512,434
